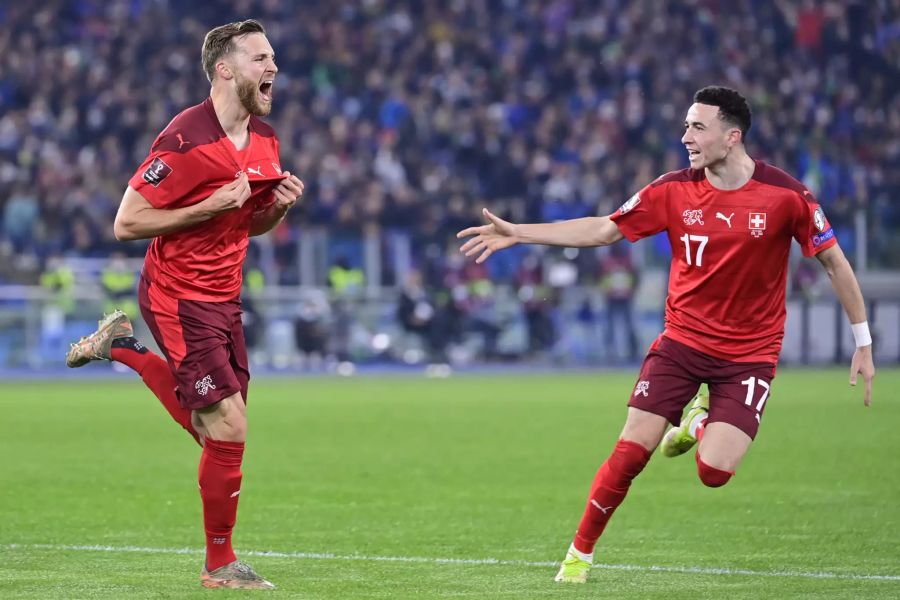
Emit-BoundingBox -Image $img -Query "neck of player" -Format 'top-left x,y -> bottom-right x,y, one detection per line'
704,146 -> 755,191
211,87 -> 251,150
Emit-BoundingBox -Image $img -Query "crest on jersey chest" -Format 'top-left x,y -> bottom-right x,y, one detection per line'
682,209 -> 704,226
749,212 -> 766,237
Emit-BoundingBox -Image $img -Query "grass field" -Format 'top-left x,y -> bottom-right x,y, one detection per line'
2,368 -> 899,599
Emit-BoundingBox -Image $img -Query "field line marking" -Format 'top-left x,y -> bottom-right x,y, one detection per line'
3,543 -> 900,582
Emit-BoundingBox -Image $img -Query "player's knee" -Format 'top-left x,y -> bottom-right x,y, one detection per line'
695,453 -> 734,488
196,394 -> 248,442
206,420 -> 246,443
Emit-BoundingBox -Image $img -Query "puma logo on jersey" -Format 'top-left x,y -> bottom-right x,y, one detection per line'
176,133 -> 190,149
247,165 -> 263,176
716,212 -> 734,228
682,209 -> 704,226
634,380 -> 650,397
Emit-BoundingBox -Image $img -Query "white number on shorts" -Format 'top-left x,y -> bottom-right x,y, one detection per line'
680,234 -> 709,267
741,376 -> 770,412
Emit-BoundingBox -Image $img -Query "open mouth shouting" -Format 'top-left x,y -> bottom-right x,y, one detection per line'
259,79 -> 274,103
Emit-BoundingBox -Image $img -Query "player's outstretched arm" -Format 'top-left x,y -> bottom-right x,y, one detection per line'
815,244 -> 875,406
457,208 -> 624,264
114,174 -> 252,241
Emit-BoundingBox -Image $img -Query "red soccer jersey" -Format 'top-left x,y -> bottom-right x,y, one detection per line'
610,160 -> 837,364
128,98 -> 285,301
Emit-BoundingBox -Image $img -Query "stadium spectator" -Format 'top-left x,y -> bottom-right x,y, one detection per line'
598,243 -> 640,363
0,1 -> 897,285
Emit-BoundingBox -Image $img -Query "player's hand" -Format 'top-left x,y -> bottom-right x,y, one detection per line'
271,171 -> 304,212
206,172 -> 251,214
849,345 -> 875,407
457,208 -> 519,264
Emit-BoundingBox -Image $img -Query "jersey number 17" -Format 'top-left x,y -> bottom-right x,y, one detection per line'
680,234 -> 709,267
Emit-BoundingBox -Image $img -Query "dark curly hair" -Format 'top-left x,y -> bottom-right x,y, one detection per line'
694,86 -> 752,141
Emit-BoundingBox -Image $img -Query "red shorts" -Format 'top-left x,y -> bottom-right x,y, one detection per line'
628,335 -> 776,439
138,275 -> 250,410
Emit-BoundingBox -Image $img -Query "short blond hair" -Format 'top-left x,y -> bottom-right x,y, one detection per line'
201,19 -> 266,83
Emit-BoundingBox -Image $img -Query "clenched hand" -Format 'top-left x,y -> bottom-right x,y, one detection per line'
204,172 -> 251,214
271,171 -> 304,212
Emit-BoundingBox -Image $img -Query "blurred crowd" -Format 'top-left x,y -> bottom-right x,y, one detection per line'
1,0 -> 899,290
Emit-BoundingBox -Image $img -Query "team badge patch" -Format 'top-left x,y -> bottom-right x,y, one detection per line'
813,207 -> 826,232
618,193 -> 640,215
749,212 -> 766,237
142,157 -> 173,187
682,209 -> 704,226
633,380 -> 650,397
195,374 -> 216,396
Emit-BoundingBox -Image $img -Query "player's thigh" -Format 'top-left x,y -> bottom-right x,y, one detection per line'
620,407 -> 670,451
194,391 -> 247,442
175,301 -> 246,411
627,336 -> 703,429
231,308 -> 251,404
697,421 -> 752,472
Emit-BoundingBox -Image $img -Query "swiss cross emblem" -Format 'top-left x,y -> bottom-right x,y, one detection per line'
749,212 -> 766,238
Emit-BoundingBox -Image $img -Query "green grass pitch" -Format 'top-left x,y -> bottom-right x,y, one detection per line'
2,368 -> 899,599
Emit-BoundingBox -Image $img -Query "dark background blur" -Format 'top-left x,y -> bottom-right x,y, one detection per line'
1,0 -> 898,371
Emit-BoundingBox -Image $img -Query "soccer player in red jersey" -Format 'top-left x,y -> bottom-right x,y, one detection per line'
457,86 -> 876,584
66,20 -> 303,589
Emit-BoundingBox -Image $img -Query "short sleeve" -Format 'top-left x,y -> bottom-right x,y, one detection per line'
793,189 -> 838,257
608,182 -> 668,242
128,148 -> 201,209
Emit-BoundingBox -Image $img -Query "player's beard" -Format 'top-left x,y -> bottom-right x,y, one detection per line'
235,74 -> 272,117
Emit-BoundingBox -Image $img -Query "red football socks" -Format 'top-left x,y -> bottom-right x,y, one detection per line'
110,343 -> 200,446
199,438 -> 245,572
573,439 -> 652,554
696,453 -> 734,487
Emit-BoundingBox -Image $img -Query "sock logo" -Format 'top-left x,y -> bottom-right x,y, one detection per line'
230,490 -> 241,498
212,537 -> 227,545
195,374 -> 216,396
590,500 -> 613,514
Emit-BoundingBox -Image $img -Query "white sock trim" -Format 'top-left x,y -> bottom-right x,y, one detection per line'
688,413 -> 707,438
569,543 -> 593,563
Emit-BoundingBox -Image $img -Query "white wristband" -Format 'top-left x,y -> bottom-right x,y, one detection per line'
851,321 -> 872,348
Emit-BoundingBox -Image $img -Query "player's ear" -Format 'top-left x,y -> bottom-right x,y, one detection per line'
216,60 -> 234,81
